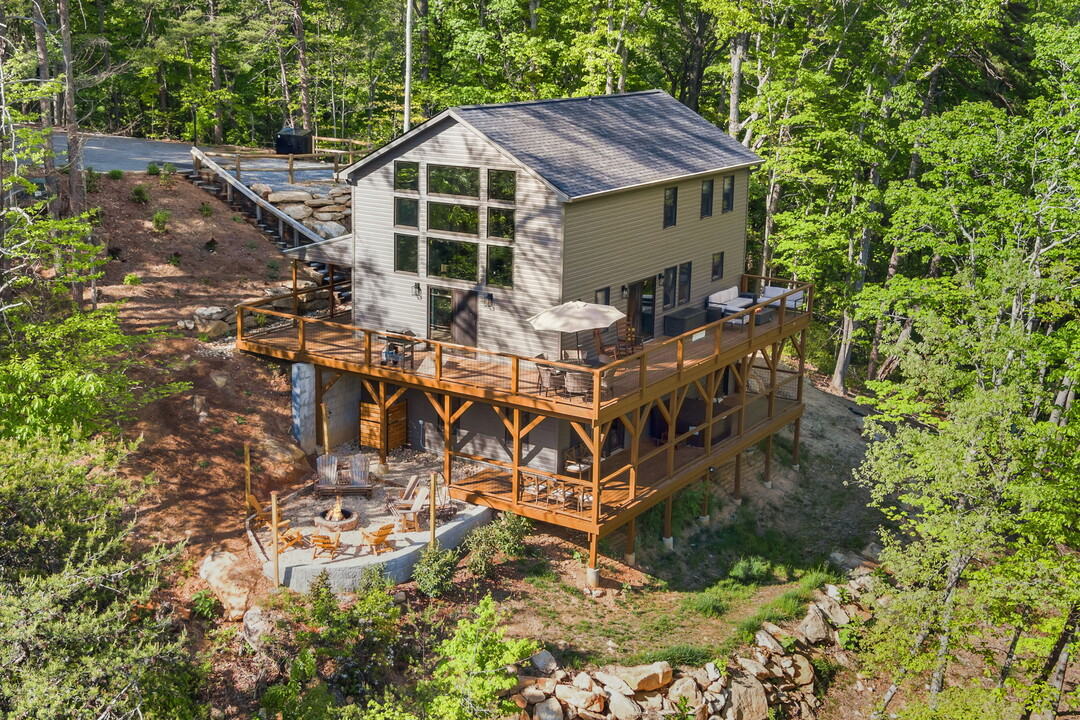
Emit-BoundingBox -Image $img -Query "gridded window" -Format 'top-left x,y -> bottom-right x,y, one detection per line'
395,197 -> 418,227
678,261 -> 692,305
394,234 -> 418,273
428,164 -> 480,197
663,187 -> 678,228
427,238 -> 478,281
488,170 -> 516,201
394,161 -> 419,191
486,245 -> 514,288
701,179 -> 714,218
722,175 -> 735,213
428,202 -> 479,234
711,251 -> 725,280
487,208 -> 515,239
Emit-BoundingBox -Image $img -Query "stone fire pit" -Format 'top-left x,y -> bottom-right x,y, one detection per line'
314,498 -> 360,532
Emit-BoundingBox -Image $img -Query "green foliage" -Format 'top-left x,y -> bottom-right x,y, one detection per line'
267,259 -> 281,279
0,434 -> 202,719
130,184 -> 150,204
199,201 -> 214,217
728,555 -> 775,583
0,307 -> 188,441
162,162 -> 177,175
627,644 -> 714,667
152,209 -> 172,233
85,166 -> 101,193
463,513 -> 532,576
146,162 -> 161,175
168,252 -> 182,266
107,169 -> 124,180
413,541 -> 459,598
123,272 -> 142,285
191,589 -> 221,619
423,594 -> 538,720
681,578 -> 758,618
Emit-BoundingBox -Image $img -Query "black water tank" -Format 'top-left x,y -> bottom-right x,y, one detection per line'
275,126 -> 313,155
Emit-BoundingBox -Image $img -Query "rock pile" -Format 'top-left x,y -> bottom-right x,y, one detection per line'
177,281 -> 335,339
507,577 -> 872,720
250,183 -> 352,239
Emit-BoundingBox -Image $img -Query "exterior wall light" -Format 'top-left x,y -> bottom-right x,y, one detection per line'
621,285 -> 629,299
412,282 -> 422,298
484,292 -> 494,309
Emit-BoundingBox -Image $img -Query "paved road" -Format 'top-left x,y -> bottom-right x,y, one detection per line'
52,133 -> 197,173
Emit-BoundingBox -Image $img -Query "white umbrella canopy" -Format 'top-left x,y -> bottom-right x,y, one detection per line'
527,301 -> 625,332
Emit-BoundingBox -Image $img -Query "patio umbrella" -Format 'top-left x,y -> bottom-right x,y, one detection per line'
527,301 -> 625,349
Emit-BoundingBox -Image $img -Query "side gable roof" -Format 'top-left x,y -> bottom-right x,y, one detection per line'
341,90 -> 762,201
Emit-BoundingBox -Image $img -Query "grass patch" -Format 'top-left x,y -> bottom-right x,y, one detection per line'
627,644 -> 715,667
681,578 -> 759,618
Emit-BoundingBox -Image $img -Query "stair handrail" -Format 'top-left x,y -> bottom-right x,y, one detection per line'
190,146 -> 324,247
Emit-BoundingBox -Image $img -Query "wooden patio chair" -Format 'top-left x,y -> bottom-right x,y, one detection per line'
593,328 -> 619,359
398,486 -> 430,532
561,348 -> 586,361
391,474 -> 422,508
563,370 -> 593,398
277,527 -> 306,553
521,472 -> 547,504
311,532 -> 341,560
615,319 -> 642,355
360,523 -> 396,555
246,493 -> 289,532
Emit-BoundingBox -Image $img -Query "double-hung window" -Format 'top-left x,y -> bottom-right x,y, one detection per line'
722,175 -> 735,213
663,187 -> 678,228
701,179 -> 714,218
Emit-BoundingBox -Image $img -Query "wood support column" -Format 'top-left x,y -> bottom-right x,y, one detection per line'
511,408 -> 522,504
764,434 -> 774,486
443,394 -> 453,483
291,260 -> 299,317
662,496 -> 673,550
624,518 -> 636,565
586,533 -> 600,587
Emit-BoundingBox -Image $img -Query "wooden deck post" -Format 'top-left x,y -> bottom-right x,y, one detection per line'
591,424 -> 603,527
623,518 -> 636,565
443,395 -> 453,485
314,366 -> 324,449
662,496 -> 674,551
321,403 -> 331,455
792,418 -> 802,468
429,472 -> 437,547
328,263 -> 336,318
270,491 -> 280,587
734,453 -> 743,500
234,153 -> 241,182
511,409 -> 522,504
586,533 -> 600,587
764,434 -> 773,487
292,260 -> 299,317
377,382 -> 388,464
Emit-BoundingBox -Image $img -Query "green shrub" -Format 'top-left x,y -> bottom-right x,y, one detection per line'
728,555 -> 774,583
146,162 -> 160,175
191,589 -> 220,619
85,167 -> 100,193
266,259 -> 280,280
167,252 -> 181,266
129,184 -> 149,204
162,162 -> 177,175
199,202 -> 213,218
107,169 -> 124,180
628,644 -> 714,667
122,273 -> 141,286
413,541 -> 458,597
152,209 -> 171,234
463,513 -> 532,576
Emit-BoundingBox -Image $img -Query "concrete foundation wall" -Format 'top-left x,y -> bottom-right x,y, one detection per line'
291,363 -> 364,453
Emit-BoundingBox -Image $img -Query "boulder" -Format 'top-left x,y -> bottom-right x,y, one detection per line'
572,672 -> 594,690
199,551 -> 256,621
813,595 -> 851,626
754,629 -> 785,654
798,603 -> 832,644
594,671 -> 634,696
192,395 -> 208,422
304,197 -> 337,207
529,649 -> 559,675
242,605 -> 274,652
607,692 -> 643,720
250,182 -> 273,199
614,661 -> 673,692
735,658 -> 770,681
727,673 -> 769,720
209,370 -> 231,389
311,220 -> 347,238
520,685 -> 547,704
278,203 -> 313,220
267,190 -> 313,203
532,697 -> 563,720
705,662 -> 722,682
553,684 -> 605,713
261,435 -> 308,465
194,305 -> 230,321
789,653 -> 814,687
667,676 -> 703,707
328,186 -> 351,198
313,211 -> 342,222
196,318 -> 230,339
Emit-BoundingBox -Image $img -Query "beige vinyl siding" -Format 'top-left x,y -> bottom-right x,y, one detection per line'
561,168 -> 750,343
351,119 -> 564,359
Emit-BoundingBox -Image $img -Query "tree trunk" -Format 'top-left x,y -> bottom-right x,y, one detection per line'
420,0 -> 431,82
832,219 -> 870,393
728,32 -> 747,136
929,554 -> 971,698
759,166 -> 781,277
58,0 -> 86,307
209,0 -> 223,144
866,243 -> 900,380
291,0 -> 312,130
996,623 -> 1023,689
32,0 -> 56,214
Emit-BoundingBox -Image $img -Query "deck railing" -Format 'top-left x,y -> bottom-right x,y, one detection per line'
236,275 -> 813,417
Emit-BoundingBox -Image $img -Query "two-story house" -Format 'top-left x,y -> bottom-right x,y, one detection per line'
237,90 -> 813,585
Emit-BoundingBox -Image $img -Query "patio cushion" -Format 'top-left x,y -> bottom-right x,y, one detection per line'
761,286 -> 804,309
706,286 -> 742,306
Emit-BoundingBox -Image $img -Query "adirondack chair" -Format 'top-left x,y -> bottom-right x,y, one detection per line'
593,328 -> 619,359
277,527 -> 306,553
360,523 -> 395,555
246,493 -> 289,532
391,474 -> 421,508
316,454 -> 338,483
396,486 -> 430,532
311,532 -> 341,560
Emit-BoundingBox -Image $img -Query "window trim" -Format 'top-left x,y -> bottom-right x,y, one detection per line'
487,169 -> 517,202
700,179 -> 714,218
485,244 -> 514,288
394,196 -> 419,228
427,200 -> 480,236
394,160 -> 420,192
663,187 -> 678,228
677,261 -> 692,305
427,163 -> 481,198
486,206 -> 515,240
426,236 -> 480,282
722,175 -> 735,213
711,251 -> 725,281
393,233 -> 419,275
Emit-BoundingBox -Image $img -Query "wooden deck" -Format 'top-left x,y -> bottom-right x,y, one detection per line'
236,279 -> 812,422
447,399 -> 803,535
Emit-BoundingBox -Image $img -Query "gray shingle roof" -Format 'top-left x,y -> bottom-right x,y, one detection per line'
452,90 -> 761,199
